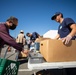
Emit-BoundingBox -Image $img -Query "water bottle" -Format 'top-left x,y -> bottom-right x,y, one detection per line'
35,42 -> 40,51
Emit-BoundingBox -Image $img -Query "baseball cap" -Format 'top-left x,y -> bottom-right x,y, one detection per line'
51,12 -> 63,20
20,30 -> 24,33
26,33 -> 30,36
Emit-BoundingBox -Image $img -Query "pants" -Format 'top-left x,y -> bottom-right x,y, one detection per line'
27,44 -> 30,50
66,68 -> 76,75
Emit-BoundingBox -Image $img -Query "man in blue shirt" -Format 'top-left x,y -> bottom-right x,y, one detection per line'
26,32 -> 40,43
51,12 -> 76,75
26,32 -> 40,49
51,12 -> 76,44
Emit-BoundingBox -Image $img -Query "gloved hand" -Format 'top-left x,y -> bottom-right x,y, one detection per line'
62,35 -> 72,44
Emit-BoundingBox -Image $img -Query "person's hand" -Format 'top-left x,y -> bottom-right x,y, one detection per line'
21,50 -> 30,57
18,50 -> 30,58
62,35 -> 72,44
22,50 -> 29,54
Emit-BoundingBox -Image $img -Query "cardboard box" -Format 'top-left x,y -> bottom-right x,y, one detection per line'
35,37 -> 50,43
35,38 -> 50,51
40,39 -> 76,62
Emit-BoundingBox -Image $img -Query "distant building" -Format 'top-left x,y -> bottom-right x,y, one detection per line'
43,30 -> 58,39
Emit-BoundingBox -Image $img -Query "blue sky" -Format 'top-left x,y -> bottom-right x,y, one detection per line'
0,0 -> 76,38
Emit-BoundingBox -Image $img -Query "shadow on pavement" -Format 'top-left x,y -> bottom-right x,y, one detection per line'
32,69 -> 67,75
18,58 -> 28,65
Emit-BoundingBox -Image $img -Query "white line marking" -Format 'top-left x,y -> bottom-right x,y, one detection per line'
19,69 -> 32,71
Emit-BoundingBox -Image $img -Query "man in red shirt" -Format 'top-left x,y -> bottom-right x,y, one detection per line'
0,16 -> 28,56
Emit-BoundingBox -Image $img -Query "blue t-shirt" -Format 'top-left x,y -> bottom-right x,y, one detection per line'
30,32 -> 39,42
58,18 -> 76,40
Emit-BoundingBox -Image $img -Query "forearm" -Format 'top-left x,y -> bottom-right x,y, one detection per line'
69,24 -> 76,37
0,33 -> 22,51
8,39 -> 23,51
54,34 -> 60,40
69,28 -> 76,37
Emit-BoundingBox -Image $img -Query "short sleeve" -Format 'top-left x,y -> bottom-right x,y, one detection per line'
65,18 -> 75,26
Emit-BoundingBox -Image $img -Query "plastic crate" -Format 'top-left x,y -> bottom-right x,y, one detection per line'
0,58 -> 20,75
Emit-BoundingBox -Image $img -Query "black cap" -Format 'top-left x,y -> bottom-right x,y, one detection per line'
26,33 -> 30,36
51,12 -> 63,20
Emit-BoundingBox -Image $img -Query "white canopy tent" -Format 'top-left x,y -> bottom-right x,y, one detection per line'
43,30 -> 58,39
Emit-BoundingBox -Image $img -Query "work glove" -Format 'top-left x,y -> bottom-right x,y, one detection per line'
62,35 -> 72,45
